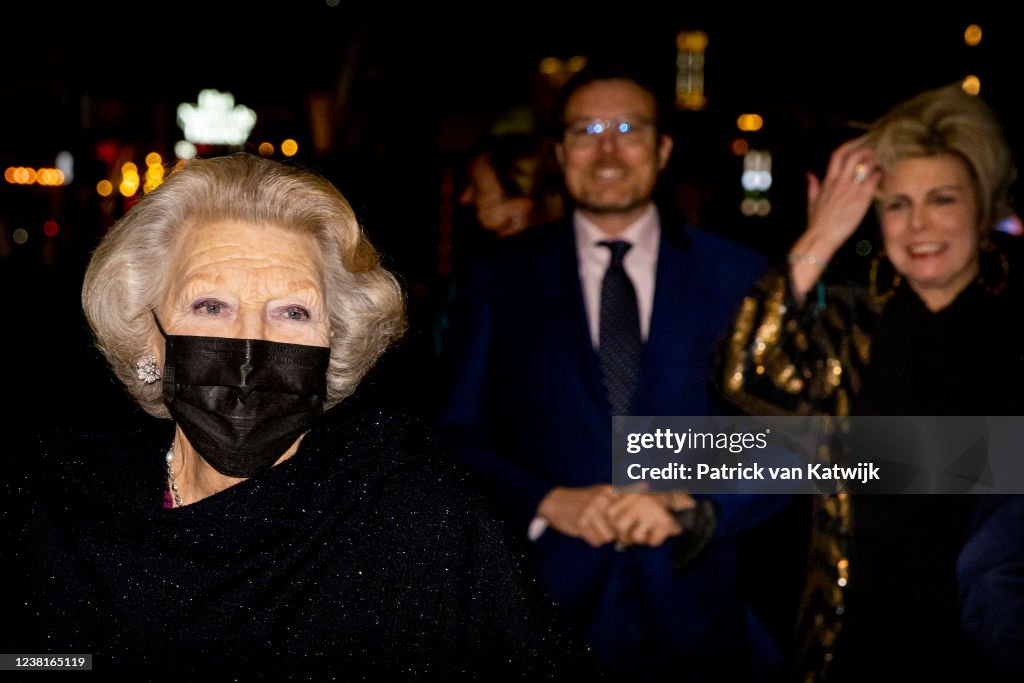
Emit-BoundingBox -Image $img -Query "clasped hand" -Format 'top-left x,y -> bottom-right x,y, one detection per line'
537,484 -> 696,548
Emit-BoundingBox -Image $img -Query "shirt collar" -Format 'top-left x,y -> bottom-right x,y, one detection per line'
574,204 -> 659,253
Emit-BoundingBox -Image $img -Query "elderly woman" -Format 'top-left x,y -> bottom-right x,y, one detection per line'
718,84 -> 1024,681
0,154 -> 594,678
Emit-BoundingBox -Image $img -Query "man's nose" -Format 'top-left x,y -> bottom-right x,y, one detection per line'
597,129 -> 620,153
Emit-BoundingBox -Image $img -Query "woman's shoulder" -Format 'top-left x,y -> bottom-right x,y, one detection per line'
309,406 -> 446,463
306,406 -> 488,505
304,406 -> 535,567
29,419 -> 172,455
8,419 -> 173,510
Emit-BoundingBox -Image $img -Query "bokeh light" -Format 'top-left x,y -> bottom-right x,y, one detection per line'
56,151 -> 74,184
676,30 -> 709,52
737,114 -> 764,132
175,140 -> 197,160
538,57 -> 561,75
964,24 -> 982,46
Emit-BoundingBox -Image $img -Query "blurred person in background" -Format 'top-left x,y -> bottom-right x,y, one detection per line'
438,58 -> 795,681
718,83 -> 1024,681
458,131 -> 565,240
432,132 -> 567,358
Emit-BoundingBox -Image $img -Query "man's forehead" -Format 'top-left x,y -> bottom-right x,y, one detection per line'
564,79 -> 656,117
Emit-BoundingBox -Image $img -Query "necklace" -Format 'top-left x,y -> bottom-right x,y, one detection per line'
165,447 -> 183,508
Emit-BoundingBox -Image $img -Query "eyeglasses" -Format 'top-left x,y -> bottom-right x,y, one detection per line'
564,117 -> 655,147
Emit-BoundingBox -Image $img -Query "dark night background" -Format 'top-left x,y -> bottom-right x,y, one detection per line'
2,5 -> 1021,434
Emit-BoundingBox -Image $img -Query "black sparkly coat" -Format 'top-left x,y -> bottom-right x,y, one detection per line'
1,408 -> 598,681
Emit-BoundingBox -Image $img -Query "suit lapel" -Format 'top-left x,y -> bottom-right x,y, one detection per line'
536,221 -> 608,411
637,223 -> 695,412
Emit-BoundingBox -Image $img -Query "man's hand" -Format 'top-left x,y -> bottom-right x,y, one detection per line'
537,485 -> 617,547
606,491 -> 695,548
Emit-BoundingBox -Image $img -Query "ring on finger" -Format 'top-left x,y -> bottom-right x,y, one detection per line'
853,163 -> 869,184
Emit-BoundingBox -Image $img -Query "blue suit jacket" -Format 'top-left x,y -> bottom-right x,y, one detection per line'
438,216 -> 785,678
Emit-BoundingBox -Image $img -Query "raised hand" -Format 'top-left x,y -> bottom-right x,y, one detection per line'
789,136 -> 881,303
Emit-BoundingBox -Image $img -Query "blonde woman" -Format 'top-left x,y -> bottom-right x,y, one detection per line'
719,84 -> 1024,681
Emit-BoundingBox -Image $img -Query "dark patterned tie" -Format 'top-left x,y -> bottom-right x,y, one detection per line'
598,240 -> 643,416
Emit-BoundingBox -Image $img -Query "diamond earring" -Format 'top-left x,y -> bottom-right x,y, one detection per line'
135,353 -> 161,384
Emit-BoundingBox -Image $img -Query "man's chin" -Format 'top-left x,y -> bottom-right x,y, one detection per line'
575,198 -> 650,216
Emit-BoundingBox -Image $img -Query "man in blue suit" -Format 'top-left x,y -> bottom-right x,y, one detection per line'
438,60 -> 788,680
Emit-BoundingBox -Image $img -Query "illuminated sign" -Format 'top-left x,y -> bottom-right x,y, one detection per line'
676,31 -> 708,111
177,89 -> 257,146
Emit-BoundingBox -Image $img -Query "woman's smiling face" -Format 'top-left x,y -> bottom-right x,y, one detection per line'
879,154 -> 980,311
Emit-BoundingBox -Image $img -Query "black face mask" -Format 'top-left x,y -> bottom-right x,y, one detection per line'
159,322 -> 331,478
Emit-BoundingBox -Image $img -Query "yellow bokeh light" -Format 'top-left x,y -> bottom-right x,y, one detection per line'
538,57 -> 561,75
7,167 -> 33,184
145,152 -> 162,166
676,30 -> 709,53
566,55 -> 587,73
122,162 -> 138,175
146,165 -> 165,181
119,181 -> 138,197
962,75 -> 981,95
964,24 -> 982,46
281,139 -> 299,157
676,92 -> 707,111
258,142 -> 275,157
37,169 -> 61,186
16,167 -> 37,184
737,114 -> 764,132
96,180 -> 114,197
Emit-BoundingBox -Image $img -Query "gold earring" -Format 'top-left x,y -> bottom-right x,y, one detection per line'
976,240 -> 1009,295
868,253 -> 901,307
